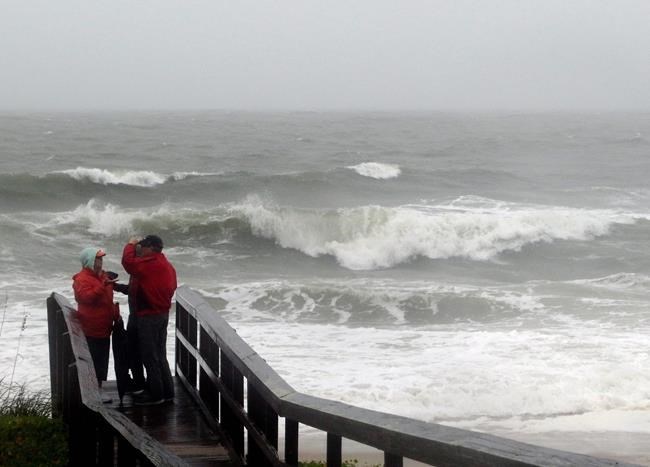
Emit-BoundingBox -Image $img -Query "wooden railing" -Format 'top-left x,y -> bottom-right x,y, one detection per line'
48,288 -> 636,467
47,293 -> 187,466
174,285 -> 634,467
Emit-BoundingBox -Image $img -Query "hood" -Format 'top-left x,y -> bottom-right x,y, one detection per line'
80,247 -> 103,270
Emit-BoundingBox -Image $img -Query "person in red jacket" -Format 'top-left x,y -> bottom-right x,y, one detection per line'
73,247 -> 120,403
122,235 -> 177,406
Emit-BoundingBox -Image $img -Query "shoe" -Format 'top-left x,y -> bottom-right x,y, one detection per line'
133,393 -> 164,406
125,380 -> 146,395
100,389 -> 113,404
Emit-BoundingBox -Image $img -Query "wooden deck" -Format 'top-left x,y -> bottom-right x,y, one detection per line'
102,378 -> 234,466
48,290 -> 640,467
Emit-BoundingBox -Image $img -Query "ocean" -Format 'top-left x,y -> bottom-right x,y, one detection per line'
1,111 -> 650,461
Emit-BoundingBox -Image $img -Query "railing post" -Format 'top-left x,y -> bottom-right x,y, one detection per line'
176,304 -> 187,381
221,352 -> 245,461
177,303 -> 198,388
247,383 -> 277,467
285,419 -> 299,466
385,452 -> 403,467
188,312 -> 198,387
98,417 -> 115,466
175,303 -> 181,376
117,435 -> 137,467
327,433 -> 342,467
67,363 -> 97,466
199,327 -> 220,421
47,296 -> 62,417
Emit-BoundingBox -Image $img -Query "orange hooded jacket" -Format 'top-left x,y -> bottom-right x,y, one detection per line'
73,268 -> 119,338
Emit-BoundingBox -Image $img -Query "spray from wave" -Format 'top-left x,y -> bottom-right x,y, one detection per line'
42,199 -> 221,237
347,162 -> 401,179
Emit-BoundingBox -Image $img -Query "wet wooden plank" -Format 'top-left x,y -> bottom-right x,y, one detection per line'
103,379 -> 233,466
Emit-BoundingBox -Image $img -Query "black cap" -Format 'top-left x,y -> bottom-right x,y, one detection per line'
139,235 -> 163,251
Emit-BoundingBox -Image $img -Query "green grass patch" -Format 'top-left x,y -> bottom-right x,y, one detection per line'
299,460 -> 380,467
0,415 -> 68,466
0,381 -> 68,466
0,382 -> 51,417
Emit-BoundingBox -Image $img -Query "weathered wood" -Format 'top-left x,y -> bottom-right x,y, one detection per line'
49,287 -> 642,467
48,293 -> 192,467
176,365 -> 243,467
285,419 -> 299,466
176,305 -> 199,389
117,436 -> 137,467
104,379 -> 231,466
67,363 -> 97,466
98,417 -> 115,467
247,382 -> 280,467
175,286 -> 640,467
46,296 -> 62,417
326,433 -> 342,467
176,287 -> 295,411
385,452 -> 403,467
220,352 -> 245,461
178,328 -> 283,466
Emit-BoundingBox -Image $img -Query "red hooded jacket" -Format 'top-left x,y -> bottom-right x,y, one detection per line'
73,268 -> 119,338
121,243 -> 177,316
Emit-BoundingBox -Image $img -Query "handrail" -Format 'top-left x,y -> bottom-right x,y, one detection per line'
47,292 -> 187,466
175,285 -> 637,467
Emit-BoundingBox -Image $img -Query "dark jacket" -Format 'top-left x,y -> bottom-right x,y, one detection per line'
121,243 -> 177,316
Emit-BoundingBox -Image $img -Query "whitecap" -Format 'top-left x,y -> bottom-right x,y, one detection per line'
55,167 -> 220,187
57,167 -> 167,187
347,162 -> 401,179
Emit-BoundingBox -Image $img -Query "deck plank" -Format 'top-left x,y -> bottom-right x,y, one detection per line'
102,378 -> 234,466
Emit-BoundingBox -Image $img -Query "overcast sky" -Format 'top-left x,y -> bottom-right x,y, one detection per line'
2,0 -> 649,111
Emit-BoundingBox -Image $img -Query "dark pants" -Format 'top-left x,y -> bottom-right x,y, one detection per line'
137,313 -> 174,400
86,336 -> 110,383
126,313 -> 145,387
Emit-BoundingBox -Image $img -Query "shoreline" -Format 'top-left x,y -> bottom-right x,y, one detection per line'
283,430 -> 650,466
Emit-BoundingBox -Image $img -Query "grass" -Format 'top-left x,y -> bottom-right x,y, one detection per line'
299,460 -> 380,467
0,381 -> 51,417
0,381 -> 68,466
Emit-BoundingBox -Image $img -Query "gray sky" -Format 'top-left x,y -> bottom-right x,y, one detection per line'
2,0 -> 649,111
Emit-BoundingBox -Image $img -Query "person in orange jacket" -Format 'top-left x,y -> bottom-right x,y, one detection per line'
73,247 -> 120,402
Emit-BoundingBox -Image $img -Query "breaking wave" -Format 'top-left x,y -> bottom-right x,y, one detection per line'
56,167 -> 218,187
29,195 -> 641,270
573,273 -> 650,293
233,195 -> 635,270
347,162 -> 401,179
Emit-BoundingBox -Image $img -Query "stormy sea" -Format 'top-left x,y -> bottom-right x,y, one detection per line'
1,111 -> 650,462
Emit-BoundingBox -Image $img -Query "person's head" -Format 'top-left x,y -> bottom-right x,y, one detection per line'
80,247 -> 106,275
138,235 -> 163,256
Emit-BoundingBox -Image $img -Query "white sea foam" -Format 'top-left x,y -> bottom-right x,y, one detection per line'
232,195 -> 636,270
171,171 -> 221,181
203,279 -> 547,326
573,273 -> 650,294
347,162 -> 401,179
232,319 -> 650,433
55,167 -> 219,187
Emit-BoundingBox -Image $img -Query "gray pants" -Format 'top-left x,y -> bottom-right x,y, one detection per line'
137,313 -> 174,400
